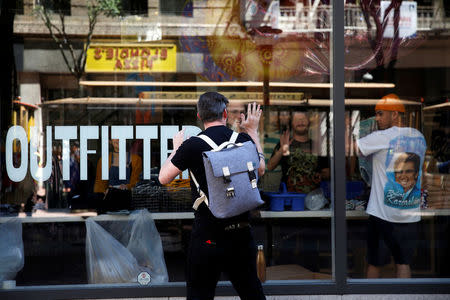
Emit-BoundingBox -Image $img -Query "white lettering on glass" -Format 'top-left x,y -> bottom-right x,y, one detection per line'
136,126 -> 158,180
54,126 -> 77,180
80,126 -> 99,180
5,125 -> 201,182
101,126 -> 109,180
181,125 -> 201,178
6,126 -> 28,182
160,125 -> 179,177
111,125 -> 133,180
30,126 -> 53,181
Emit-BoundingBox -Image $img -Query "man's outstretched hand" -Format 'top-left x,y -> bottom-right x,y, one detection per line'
239,102 -> 262,134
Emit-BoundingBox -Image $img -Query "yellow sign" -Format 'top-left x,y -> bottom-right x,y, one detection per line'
85,43 -> 176,73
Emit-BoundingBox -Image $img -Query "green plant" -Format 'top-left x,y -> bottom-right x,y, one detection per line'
287,148 -> 321,193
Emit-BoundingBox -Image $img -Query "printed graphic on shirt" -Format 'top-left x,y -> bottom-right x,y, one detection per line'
383,135 -> 426,209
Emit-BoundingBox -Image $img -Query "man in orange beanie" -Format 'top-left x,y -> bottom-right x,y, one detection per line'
356,94 -> 427,278
374,94 -> 405,130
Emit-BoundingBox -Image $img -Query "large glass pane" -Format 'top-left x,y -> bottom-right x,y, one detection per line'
1,0 -> 335,291
344,0 -> 449,279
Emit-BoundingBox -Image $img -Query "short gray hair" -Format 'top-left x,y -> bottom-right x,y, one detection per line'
197,92 -> 229,122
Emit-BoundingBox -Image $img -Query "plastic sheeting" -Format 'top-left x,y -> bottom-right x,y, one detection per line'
305,188 -> 328,211
0,218 -> 24,281
85,209 -> 168,284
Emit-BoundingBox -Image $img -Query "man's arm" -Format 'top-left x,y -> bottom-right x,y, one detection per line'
158,129 -> 185,185
246,130 -> 265,177
240,102 -> 265,176
267,129 -> 290,171
267,146 -> 282,171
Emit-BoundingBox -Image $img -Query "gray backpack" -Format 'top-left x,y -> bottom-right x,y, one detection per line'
190,132 -> 264,218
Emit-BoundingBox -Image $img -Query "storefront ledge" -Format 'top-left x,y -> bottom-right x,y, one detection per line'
0,282 -> 186,300
346,278 -> 450,294
0,280 -> 337,299
341,295 -> 450,300
261,280 -> 338,296
267,297 -> 449,300
1,280 -> 450,299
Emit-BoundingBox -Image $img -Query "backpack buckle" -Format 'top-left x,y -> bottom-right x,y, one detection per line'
226,187 -> 235,197
222,166 -> 231,183
247,162 -> 257,189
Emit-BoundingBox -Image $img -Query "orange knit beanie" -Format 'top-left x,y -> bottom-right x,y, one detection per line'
375,94 -> 405,113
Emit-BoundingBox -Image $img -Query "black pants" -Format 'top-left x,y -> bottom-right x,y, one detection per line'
186,225 -> 265,300
367,215 -> 418,266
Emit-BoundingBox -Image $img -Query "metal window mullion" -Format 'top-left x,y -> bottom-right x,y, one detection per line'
331,0 -> 347,293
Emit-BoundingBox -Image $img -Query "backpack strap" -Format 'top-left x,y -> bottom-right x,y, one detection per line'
212,141 -> 243,152
196,131 -> 238,150
196,134 -> 219,149
190,134 -> 217,210
190,170 -> 208,210
209,131 -> 243,152
230,131 -> 239,143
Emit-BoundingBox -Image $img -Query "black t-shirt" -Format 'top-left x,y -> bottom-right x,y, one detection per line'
171,125 -> 254,227
271,139 -> 329,191
271,139 -> 314,183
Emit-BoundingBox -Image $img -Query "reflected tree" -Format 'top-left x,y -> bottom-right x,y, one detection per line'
34,0 -> 122,83
359,0 -> 403,80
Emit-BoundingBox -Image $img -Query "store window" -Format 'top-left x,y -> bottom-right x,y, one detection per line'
37,0 -> 71,15
121,0 -> 148,16
2,0 -> 334,288
343,0 -> 450,279
14,0 -> 24,15
159,0 -> 192,16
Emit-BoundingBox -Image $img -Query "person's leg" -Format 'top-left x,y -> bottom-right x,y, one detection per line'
396,264 -> 411,278
224,230 -> 265,300
186,233 -> 222,300
367,264 -> 381,278
384,222 -> 418,279
366,216 -> 387,278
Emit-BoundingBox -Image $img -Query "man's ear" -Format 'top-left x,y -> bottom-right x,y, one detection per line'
223,109 -> 228,119
391,110 -> 399,121
197,113 -> 201,120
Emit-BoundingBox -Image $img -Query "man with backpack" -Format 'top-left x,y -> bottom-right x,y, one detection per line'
159,91 -> 266,299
